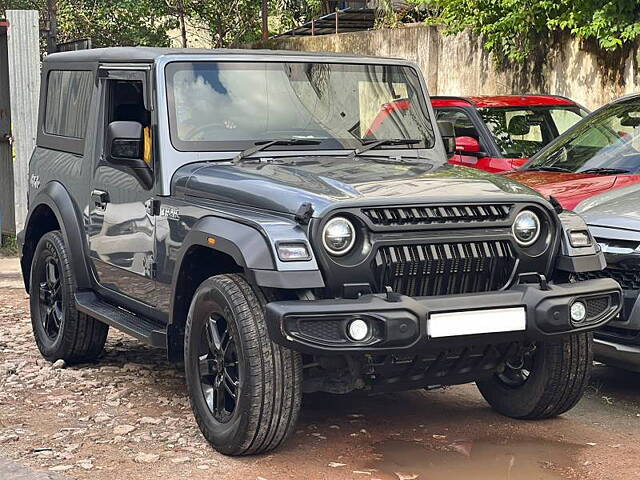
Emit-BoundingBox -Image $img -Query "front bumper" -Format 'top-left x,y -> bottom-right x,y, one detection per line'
265,278 -> 622,355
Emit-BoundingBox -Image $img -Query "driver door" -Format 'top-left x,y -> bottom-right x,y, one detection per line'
87,67 -> 157,306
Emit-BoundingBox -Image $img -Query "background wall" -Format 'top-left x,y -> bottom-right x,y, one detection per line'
269,24 -> 640,111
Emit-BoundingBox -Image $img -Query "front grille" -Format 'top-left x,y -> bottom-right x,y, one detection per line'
585,296 -> 610,319
576,268 -> 640,290
374,240 -> 516,297
362,204 -> 512,227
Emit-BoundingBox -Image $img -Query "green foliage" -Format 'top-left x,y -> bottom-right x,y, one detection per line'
0,233 -> 18,256
57,0 -> 175,47
408,0 -> 640,62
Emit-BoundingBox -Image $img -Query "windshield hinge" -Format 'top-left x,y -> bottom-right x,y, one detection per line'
295,202 -> 314,225
145,198 -> 161,216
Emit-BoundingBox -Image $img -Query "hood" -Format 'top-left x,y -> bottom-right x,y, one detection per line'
575,183 -> 640,232
506,171 -> 618,210
173,156 -> 543,216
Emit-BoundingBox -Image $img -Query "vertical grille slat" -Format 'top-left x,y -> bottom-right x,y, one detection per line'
376,240 -> 515,297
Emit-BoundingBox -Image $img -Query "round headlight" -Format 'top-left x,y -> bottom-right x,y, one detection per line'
512,210 -> 541,246
322,217 -> 356,256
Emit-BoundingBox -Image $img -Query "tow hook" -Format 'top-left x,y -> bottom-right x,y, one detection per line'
518,272 -> 550,291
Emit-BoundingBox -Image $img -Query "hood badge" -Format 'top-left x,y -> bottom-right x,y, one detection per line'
160,205 -> 180,221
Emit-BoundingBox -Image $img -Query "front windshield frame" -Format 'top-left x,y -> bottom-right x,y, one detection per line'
524,97 -> 640,174
164,60 -> 436,153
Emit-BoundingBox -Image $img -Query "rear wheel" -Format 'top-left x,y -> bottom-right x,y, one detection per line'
184,274 -> 302,456
30,231 -> 109,364
476,333 -> 592,419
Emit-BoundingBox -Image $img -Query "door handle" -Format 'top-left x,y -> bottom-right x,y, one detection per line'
91,190 -> 110,210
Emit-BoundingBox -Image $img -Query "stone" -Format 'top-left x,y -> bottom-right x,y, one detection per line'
134,453 -> 160,463
113,425 -> 136,436
52,359 -> 66,370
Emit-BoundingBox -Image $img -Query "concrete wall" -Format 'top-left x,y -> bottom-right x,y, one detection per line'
270,24 -> 640,111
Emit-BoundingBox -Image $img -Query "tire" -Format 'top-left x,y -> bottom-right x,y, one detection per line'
476,333 -> 592,419
30,231 -> 109,364
184,274 -> 302,456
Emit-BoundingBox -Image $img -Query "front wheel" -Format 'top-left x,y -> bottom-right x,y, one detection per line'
476,333 -> 592,419
184,274 -> 302,456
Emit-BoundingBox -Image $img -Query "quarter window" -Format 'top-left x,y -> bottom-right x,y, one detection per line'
45,70 -> 93,138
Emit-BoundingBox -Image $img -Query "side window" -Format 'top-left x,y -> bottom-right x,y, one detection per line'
549,108 -> 584,135
435,109 -> 480,140
45,70 -> 93,138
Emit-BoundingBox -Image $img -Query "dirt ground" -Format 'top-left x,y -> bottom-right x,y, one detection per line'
1,255 -> 640,480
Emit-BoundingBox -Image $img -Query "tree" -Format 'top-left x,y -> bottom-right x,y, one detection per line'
409,0 -> 640,63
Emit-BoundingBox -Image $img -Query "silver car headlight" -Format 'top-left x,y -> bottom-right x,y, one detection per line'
322,217 -> 356,256
512,210 -> 541,246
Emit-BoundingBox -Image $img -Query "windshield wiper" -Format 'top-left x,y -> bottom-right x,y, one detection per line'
580,167 -> 630,175
527,165 -> 573,173
348,138 -> 421,159
233,138 -> 321,164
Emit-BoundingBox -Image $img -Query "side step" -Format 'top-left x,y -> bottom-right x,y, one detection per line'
75,291 -> 166,348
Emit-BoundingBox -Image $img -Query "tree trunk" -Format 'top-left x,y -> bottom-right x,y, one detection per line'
46,0 -> 58,53
178,0 -> 188,48
261,0 -> 268,41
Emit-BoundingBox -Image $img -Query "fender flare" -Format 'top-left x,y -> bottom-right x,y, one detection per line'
174,216 -> 277,273
22,182 -> 93,290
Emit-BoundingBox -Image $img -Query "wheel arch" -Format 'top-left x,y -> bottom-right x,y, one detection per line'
166,216 -> 276,361
21,182 -> 92,293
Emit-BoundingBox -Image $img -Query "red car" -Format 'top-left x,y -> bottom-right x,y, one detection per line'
432,95 -> 587,173
507,94 -> 640,210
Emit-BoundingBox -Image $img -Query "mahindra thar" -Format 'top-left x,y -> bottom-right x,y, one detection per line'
19,47 -> 621,455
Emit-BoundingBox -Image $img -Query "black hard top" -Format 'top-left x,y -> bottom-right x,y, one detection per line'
45,46 -> 402,64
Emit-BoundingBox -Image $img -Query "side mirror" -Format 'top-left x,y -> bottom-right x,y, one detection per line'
455,136 -> 482,154
437,120 -> 456,156
107,121 -> 144,164
106,121 -> 152,189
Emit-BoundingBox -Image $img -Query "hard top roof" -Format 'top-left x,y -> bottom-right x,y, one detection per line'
431,95 -> 578,108
44,46 -> 406,64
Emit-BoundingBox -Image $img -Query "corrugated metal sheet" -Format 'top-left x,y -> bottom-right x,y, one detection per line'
0,21 -> 15,234
6,10 -> 40,233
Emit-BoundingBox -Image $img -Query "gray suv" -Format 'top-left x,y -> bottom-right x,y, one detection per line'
19,47 -> 622,455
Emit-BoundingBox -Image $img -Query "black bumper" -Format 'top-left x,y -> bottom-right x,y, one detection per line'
265,278 -> 622,355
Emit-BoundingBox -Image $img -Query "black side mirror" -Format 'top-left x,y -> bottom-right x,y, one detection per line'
106,121 -> 152,189
107,121 -> 143,164
437,120 -> 456,156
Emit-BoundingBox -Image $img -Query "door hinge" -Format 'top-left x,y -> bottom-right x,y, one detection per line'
145,198 -> 160,216
143,254 -> 157,279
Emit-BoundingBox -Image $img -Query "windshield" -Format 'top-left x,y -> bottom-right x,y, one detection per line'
479,106 -> 585,158
527,98 -> 640,174
165,61 -> 435,152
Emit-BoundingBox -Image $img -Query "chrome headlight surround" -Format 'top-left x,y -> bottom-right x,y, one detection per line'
512,210 -> 541,247
322,216 -> 356,256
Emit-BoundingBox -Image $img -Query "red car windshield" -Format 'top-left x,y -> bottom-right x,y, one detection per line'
479,106 -> 585,158
527,98 -> 640,174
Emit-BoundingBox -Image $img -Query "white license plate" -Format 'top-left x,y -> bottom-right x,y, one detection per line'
428,307 -> 526,338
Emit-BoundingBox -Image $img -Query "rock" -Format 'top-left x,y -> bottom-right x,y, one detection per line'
171,456 -> 190,464
77,459 -> 94,470
328,462 -> 347,468
134,453 -> 160,463
49,465 -> 74,472
113,425 -> 136,436
52,359 -> 67,370
93,414 -> 111,423
0,433 -> 19,443
139,416 -> 162,425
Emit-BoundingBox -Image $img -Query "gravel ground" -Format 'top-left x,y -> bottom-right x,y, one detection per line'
2,255 -> 640,480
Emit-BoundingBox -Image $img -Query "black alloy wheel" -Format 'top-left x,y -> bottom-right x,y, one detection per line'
198,313 -> 240,422
37,255 -> 64,340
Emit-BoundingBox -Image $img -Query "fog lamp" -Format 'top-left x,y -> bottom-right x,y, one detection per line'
277,243 -> 311,262
347,318 -> 370,341
570,301 -> 587,323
